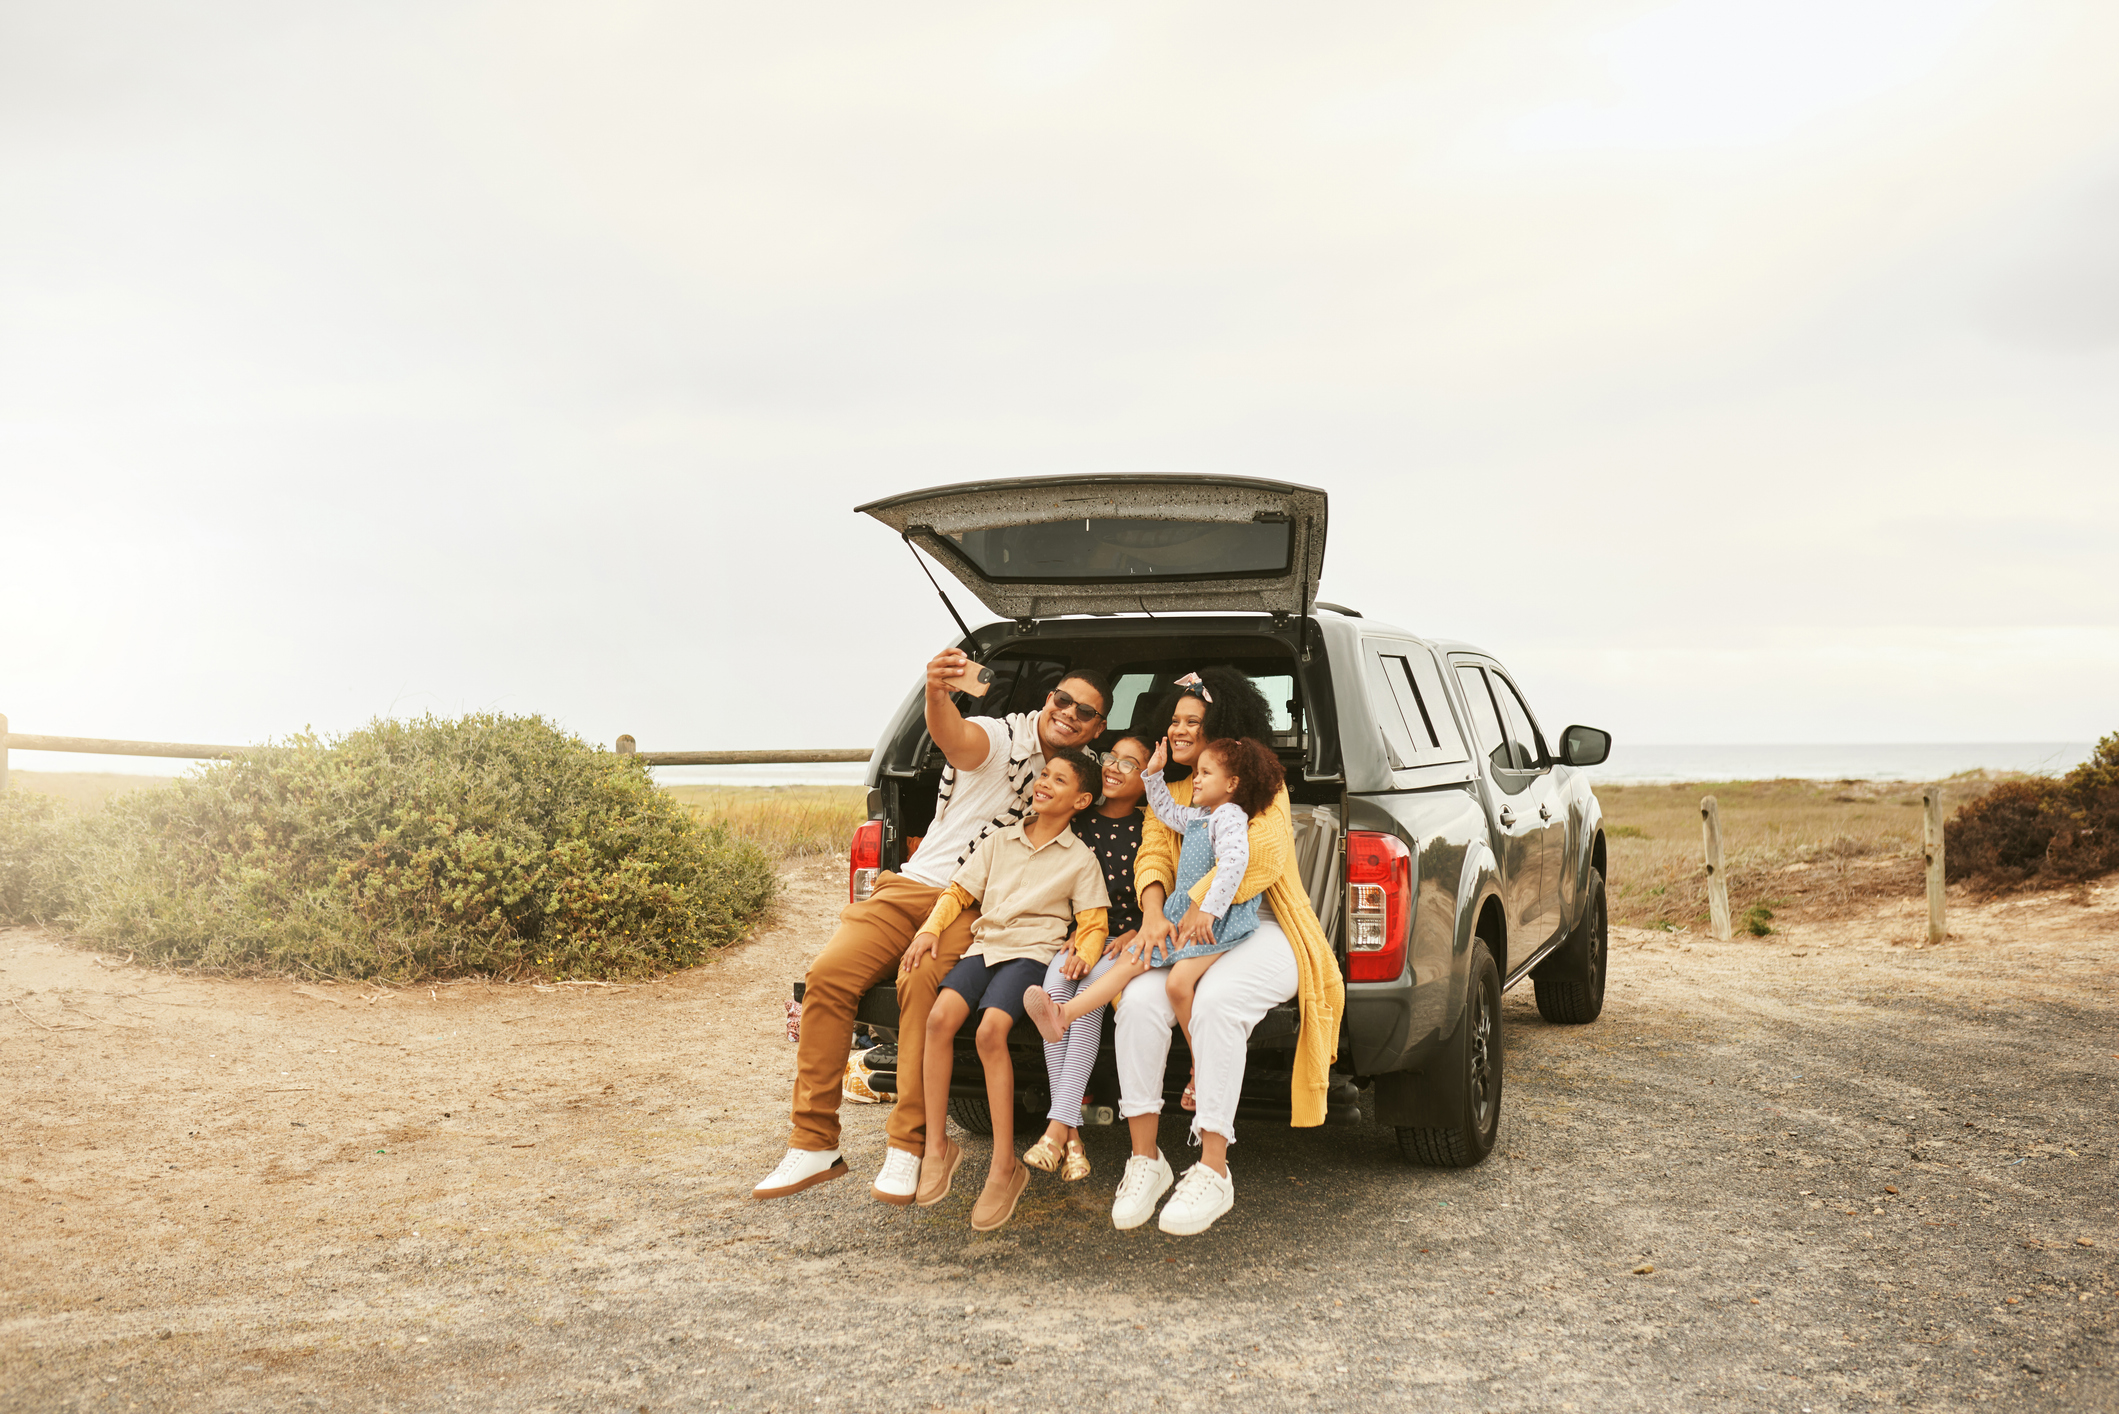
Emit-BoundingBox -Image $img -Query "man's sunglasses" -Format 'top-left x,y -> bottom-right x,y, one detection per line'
1047,688 -> 1106,723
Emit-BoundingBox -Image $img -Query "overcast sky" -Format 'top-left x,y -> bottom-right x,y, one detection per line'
5,0 -> 2116,774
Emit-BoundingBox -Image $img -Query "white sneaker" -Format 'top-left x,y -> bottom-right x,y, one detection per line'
871,1147 -> 921,1207
751,1147 -> 847,1200
1156,1162 -> 1234,1235
1110,1149 -> 1174,1231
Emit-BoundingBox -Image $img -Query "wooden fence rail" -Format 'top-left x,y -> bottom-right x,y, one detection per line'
0,715 -> 870,792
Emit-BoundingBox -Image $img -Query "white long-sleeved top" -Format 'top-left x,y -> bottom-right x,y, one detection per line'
1142,769 -> 1250,919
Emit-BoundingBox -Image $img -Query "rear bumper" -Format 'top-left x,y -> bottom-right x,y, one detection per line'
1343,971 -> 1427,1075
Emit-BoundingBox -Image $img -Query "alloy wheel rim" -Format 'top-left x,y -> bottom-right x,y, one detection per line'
1468,984 -> 1493,1127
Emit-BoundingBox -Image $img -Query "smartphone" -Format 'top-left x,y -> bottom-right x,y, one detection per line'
944,661 -> 996,697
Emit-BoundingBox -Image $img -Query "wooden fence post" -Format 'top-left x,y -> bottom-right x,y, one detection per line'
1,712 -> 9,793
1924,788 -> 1946,945
616,735 -> 636,756
1701,795 -> 1732,941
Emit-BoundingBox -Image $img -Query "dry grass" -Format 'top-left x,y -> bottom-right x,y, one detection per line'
662,784 -> 867,863
1599,773 -> 2013,932
5,771 -> 175,811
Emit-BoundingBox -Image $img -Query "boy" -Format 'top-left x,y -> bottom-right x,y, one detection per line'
902,745 -> 1109,1230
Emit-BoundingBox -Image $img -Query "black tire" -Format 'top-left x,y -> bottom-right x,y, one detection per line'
1533,866 -> 1608,1025
1395,939 -> 1503,1168
948,1095 -> 993,1135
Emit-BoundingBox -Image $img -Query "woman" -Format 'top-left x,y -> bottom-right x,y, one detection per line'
1106,668 -> 1342,1236
1021,732 -> 1153,1183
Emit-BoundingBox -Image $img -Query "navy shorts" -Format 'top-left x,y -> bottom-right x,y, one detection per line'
939,954 -> 1049,1022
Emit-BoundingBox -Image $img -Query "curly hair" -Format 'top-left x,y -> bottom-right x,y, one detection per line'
1149,666 -> 1276,780
1201,737 -> 1285,818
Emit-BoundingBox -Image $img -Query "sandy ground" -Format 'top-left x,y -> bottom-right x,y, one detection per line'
2,862 -> 2114,1414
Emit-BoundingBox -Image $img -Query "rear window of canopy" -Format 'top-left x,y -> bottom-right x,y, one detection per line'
948,517 -> 1291,582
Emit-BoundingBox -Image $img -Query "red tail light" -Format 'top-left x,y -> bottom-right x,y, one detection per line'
1346,831 -> 1412,982
849,820 -> 883,903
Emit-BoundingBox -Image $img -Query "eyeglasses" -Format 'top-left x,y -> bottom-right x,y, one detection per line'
1047,689 -> 1106,723
1100,756 -> 1143,777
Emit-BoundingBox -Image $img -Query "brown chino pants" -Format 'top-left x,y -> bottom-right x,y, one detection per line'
788,870 -> 978,1155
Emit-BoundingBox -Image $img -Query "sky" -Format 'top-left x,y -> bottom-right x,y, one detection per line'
4,0 -> 2117,776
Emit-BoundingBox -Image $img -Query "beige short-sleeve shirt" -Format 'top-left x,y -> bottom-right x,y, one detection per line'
950,821 -> 1111,965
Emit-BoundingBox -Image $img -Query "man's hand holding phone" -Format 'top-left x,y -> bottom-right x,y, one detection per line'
926,648 -> 993,699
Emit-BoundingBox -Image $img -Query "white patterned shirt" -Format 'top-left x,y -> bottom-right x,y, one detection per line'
899,711 -> 1043,888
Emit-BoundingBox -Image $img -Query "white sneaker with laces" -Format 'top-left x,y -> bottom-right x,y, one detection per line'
751,1147 -> 848,1200
1156,1162 -> 1234,1235
1110,1149 -> 1174,1231
871,1146 -> 921,1206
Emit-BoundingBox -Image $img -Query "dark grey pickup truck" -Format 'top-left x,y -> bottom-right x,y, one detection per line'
837,474 -> 1612,1167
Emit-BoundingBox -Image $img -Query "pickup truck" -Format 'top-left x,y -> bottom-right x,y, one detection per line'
837,474 -> 1612,1167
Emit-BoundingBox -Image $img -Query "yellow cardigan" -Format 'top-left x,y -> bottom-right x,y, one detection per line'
1135,782 -> 1344,1128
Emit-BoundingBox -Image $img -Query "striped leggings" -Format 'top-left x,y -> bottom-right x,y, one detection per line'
1040,951 -> 1119,1126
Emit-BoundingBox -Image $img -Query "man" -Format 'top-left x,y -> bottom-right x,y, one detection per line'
751,648 -> 1111,1204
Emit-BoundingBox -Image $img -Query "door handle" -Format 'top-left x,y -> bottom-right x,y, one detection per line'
1498,806 -> 1516,827
1539,804 -> 1552,821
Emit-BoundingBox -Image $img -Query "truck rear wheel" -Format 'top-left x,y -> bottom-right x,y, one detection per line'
947,1084 -> 1050,1136
1395,939 -> 1502,1168
948,1095 -> 994,1135
1532,866 -> 1608,1025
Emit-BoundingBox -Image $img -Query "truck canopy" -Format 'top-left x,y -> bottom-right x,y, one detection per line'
855,474 -> 1327,622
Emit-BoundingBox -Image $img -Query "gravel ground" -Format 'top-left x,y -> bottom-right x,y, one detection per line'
2,864 -> 2114,1414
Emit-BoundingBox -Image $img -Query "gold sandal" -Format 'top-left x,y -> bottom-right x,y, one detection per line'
1060,1138 -> 1091,1182
1022,1135 -> 1064,1172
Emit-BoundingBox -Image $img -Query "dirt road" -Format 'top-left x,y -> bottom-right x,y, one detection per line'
3,864 -> 2114,1413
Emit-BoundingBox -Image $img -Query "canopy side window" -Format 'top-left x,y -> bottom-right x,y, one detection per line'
1385,651 -> 1469,766
1365,652 -> 1421,770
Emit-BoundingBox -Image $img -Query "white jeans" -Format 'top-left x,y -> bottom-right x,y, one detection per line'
1114,917 -> 1299,1145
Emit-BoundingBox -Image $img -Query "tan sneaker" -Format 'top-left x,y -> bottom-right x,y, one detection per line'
969,1161 -> 1030,1231
916,1135 -> 964,1208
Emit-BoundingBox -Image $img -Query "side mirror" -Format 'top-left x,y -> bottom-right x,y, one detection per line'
1559,725 -> 1611,767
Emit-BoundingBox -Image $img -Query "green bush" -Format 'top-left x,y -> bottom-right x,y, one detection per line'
0,790 -> 78,924
1945,733 -> 2119,891
0,714 -> 778,980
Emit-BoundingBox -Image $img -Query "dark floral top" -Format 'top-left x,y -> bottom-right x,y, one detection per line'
1070,808 -> 1145,937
